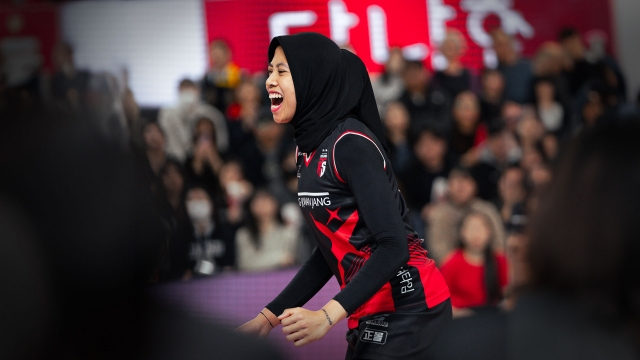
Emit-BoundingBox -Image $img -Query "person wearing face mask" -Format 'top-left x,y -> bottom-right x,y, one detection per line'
184,186 -> 236,277
158,79 -> 229,162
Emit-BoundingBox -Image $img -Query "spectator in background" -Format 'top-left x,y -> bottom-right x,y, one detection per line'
226,80 -> 265,154
50,42 -> 91,113
236,189 -> 298,272
157,159 -> 193,281
185,186 -> 237,277
201,39 -> 243,113
479,68 -> 506,126
382,101 -> 413,176
448,91 -> 487,166
497,166 -> 528,232
473,123 -> 521,204
184,117 -> 226,210
400,124 -> 451,238
531,42 -> 573,136
491,28 -> 534,104
427,167 -> 505,265
398,60 -> 450,132
142,121 -> 168,178
440,211 -> 508,316
515,108 -> 545,152
218,160 -> 253,225
558,27 -> 606,96
371,47 -> 406,115
533,77 -> 565,135
433,29 -> 475,99
158,79 -> 228,162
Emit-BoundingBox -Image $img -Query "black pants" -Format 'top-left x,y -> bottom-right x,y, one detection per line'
345,299 -> 452,360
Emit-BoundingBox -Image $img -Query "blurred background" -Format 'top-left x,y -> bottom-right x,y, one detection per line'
1,0 -> 640,359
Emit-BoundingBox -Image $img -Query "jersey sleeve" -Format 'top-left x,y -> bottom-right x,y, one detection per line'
331,133 -> 410,315
265,248 -> 333,316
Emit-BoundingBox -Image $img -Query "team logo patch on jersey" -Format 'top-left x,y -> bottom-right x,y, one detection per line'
317,150 -> 328,177
317,158 -> 326,177
360,329 -> 387,345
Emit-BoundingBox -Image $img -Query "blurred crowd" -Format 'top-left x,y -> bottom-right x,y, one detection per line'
2,25 -> 640,318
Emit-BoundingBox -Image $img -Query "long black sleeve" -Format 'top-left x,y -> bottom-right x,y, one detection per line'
265,248 -> 333,316
332,134 -> 410,314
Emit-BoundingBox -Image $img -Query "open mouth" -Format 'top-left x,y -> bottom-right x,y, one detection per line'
269,93 -> 283,108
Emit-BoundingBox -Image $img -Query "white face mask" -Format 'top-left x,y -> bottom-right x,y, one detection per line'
187,200 -> 212,221
178,90 -> 198,107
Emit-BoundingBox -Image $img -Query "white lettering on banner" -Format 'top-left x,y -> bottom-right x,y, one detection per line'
267,0 -> 533,71
460,0 -> 534,67
329,0 -> 359,46
367,5 -> 389,64
269,11 -> 318,39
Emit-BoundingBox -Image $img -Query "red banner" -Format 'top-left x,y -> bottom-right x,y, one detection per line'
204,0 -> 613,74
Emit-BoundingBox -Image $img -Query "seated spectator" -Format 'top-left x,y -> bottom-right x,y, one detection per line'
371,47 -> 406,115
201,39 -> 243,113
427,167 -> 505,264
383,101 -> 413,176
158,79 -> 228,162
236,189 -> 298,272
50,42 -> 91,113
497,166 -> 528,232
440,211 -> 508,316
491,28 -> 533,104
184,117 -> 226,209
142,121 -> 168,177
184,186 -> 237,277
473,123 -> 522,204
478,68 -> 506,126
398,60 -> 450,132
157,159 -> 192,281
218,160 -> 253,225
400,124 -> 451,237
534,77 -> 565,134
516,108 -> 545,152
448,91 -> 487,166
433,29 -> 475,99
558,27 -> 606,96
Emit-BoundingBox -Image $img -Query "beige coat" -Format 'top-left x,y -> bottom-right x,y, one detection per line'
236,225 -> 298,272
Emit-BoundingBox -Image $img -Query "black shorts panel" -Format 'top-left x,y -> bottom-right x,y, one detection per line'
345,299 -> 452,360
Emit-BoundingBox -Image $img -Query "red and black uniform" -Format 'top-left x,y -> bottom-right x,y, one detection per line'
266,118 -> 450,329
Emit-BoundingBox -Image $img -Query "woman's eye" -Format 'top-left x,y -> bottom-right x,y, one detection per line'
267,69 -> 273,75
278,70 -> 286,74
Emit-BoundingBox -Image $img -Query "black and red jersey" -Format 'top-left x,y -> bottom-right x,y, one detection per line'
293,118 -> 449,329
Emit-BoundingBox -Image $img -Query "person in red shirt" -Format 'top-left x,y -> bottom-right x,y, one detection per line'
440,211 -> 508,315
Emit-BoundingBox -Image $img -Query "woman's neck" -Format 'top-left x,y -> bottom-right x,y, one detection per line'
194,218 -> 213,236
147,150 -> 165,174
167,192 -> 181,210
444,60 -> 463,76
462,248 -> 486,265
387,130 -> 407,145
258,218 -> 275,233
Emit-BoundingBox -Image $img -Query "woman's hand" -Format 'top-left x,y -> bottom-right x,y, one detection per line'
279,300 -> 347,347
237,308 -> 279,338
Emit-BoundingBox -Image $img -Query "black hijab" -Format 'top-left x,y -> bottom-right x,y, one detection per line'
268,32 -> 388,154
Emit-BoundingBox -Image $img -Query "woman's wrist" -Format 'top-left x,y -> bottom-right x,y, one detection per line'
320,300 -> 348,328
260,307 -> 280,328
